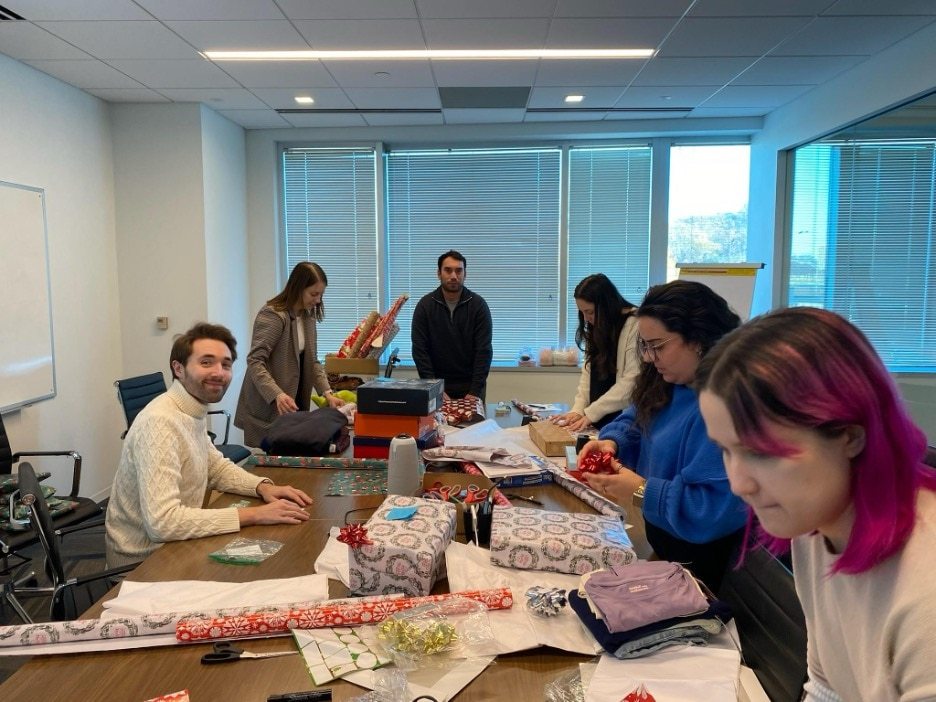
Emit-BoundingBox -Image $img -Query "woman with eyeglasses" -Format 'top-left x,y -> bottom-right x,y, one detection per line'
548,274 -> 641,432
581,280 -> 746,590
697,307 -> 936,701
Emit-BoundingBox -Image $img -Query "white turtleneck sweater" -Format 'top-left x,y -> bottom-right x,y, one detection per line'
105,380 -> 265,567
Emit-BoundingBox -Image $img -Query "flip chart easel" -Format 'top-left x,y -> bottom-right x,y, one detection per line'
676,262 -> 764,321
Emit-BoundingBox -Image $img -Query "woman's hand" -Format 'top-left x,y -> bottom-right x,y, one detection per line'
547,410 -> 582,428
577,438 -> 617,464
325,393 -> 346,409
585,469 -> 643,506
275,393 -> 299,415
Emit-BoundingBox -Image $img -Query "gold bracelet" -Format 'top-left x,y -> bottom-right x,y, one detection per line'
632,481 -> 646,508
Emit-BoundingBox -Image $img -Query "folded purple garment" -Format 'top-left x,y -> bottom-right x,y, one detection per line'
582,561 -> 708,633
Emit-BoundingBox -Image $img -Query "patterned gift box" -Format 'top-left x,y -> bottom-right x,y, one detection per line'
489,506 -> 636,575
348,495 -> 456,597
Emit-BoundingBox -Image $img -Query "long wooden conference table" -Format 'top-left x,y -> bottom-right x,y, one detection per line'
0,411 -> 650,701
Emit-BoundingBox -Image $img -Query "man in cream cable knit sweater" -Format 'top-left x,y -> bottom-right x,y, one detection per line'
105,323 -> 312,567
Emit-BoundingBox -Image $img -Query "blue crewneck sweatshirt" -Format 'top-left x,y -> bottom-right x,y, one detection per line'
598,384 -> 746,544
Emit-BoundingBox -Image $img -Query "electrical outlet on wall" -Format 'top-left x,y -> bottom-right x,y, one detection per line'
156,316 -> 169,330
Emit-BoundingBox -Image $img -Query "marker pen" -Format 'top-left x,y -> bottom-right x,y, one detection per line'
267,690 -> 332,702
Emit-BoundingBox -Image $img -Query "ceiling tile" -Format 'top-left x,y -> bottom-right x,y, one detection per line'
281,112 -> 369,127
277,0 -> 417,20
321,59 -> 435,87
554,0 -> 692,18
524,110 -> 610,121
615,85 -> 720,108
294,19 -> 425,50
363,112 -> 445,126
36,20 -> 201,59
5,0 -> 150,20
217,109 -> 292,128
135,0 -> 287,21
0,22 -> 91,60
633,57 -> 755,87
658,17 -> 814,57
422,19 -> 550,49
249,88 -> 355,110
106,58 -> 240,87
432,60 -> 539,87
86,87 -> 170,101
545,18 -> 676,49
23,58 -> 144,88
164,20 -> 309,51
345,87 -> 441,109
688,106 -> 771,118
688,0 -> 830,16
536,59 -> 646,86
528,86 -> 626,108
732,55 -> 866,85
700,84 -> 815,108
158,87 -> 268,109
823,0 -> 936,15
773,15 -> 936,56
603,109 -> 691,120
211,60 -> 337,88
442,108 -> 526,123
416,0 -> 555,18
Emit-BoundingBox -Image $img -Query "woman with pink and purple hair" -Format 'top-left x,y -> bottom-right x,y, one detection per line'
697,306 -> 936,702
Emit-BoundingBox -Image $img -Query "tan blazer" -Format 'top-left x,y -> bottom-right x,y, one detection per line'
234,305 -> 330,447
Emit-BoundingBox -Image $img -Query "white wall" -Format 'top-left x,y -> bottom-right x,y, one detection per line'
0,55 -> 123,500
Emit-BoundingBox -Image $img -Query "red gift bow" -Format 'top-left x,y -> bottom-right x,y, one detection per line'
579,451 -> 617,474
337,523 -> 373,548
621,684 -> 656,702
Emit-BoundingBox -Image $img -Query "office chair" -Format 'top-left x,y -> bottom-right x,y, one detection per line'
18,462 -> 136,621
114,372 -> 251,464
0,414 -> 104,621
383,347 -> 401,378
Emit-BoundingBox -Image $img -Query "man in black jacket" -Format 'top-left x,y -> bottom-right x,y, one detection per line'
411,250 -> 493,402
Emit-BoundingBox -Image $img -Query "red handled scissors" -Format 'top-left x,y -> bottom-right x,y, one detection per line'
426,481 -> 463,502
463,484 -> 489,504
200,642 -> 297,665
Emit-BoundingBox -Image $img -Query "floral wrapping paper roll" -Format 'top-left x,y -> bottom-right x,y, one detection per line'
489,506 -> 635,575
245,455 -> 388,470
176,588 -> 513,642
530,456 -> 626,517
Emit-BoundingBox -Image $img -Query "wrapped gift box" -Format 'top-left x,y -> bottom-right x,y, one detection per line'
349,495 -> 456,596
489,506 -> 636,575
356,378 -> 444,416
354,412 -> 440,439
352,430 -> 442,459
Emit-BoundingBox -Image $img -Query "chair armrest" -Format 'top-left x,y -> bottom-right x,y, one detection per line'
72,562 -> 139,587
56,516 -> 106,538
12,451 -> 82,498
207,409 -> 232,444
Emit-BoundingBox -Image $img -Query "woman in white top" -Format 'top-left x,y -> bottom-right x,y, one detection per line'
549,274 -> 641,432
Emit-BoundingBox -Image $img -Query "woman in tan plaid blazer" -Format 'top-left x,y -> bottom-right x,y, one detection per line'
235,262 -> 345,447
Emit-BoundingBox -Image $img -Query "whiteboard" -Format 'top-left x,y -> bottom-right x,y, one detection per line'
0,181 -> 56,412
677,262 -> 764,322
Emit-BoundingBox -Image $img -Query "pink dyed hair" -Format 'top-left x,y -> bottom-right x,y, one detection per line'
696,307 -> 936,574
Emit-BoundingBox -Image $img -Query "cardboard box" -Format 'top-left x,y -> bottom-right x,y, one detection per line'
489,506 -> 636,575
348,495 -> 456,596
528,420 -> 575,456
324,355 -> 379,375
356,378 -> 444,416
354,412 -> 439,439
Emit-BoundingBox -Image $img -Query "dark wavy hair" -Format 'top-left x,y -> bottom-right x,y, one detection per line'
632,280 -> 741,428
268,262 -> 327,321
170,322 -> 237,379
696,306 -> 936,575
573,274 -> 637,379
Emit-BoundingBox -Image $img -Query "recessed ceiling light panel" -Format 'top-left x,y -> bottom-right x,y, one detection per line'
203,48 -> 654,61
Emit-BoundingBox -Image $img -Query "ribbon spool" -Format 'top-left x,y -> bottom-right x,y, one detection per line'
387,433 -> 422,496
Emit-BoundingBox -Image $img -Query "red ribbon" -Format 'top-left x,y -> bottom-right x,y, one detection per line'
337,523 -> 373,548
622,684 -> 656,702
579,451 -> 616,475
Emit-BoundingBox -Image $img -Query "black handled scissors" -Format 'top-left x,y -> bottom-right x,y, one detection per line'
200,641 -> 297,665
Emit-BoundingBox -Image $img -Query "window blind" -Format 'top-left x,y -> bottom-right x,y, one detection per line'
281,148 -> 378,357
386,148 -> 561,365
789,139 -> 936,371
567,146 -> 652,342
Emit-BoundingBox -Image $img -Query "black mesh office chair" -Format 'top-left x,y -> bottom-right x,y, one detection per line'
114,372 -> 251,464
18,462 -> 136,621
0,414 -> 103,622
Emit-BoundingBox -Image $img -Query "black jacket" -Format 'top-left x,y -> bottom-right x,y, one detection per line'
411,285 -> 493,397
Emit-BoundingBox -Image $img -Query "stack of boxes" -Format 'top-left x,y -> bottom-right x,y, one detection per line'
353,378 -> 445,459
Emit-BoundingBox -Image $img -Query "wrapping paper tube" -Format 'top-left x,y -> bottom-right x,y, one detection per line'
530,456 -> 626,517
176,588 -> 514,643
459,463 -> 511,507
245,455 -> 388,470
359,295 -> 408,357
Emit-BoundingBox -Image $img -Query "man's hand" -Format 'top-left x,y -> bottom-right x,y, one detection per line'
464,393 -> 480,404
238,499 -> 310,527
275,393 -> 299,415
257,482 -> 313,506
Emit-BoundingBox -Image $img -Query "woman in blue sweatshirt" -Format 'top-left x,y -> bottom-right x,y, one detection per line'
582,280 -> 746,591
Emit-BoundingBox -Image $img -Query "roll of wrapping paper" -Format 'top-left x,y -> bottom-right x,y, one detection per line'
176,587 -> 514,642
245,455 -> 388,470
358,294 -> 408,357
459,463 -> 511,507
336,311 -> 380,358
348,311 -> 381,358
530,456 -> 626,517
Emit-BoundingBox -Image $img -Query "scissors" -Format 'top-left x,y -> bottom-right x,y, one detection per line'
463,484 -> 489,504
426,481 -> 463,502
200,641 -> 298,665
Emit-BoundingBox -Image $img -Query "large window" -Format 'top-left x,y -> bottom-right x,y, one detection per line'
788,139 -> 936,371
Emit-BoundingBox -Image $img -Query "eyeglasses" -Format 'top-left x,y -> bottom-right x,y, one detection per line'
636,336 -> 674,362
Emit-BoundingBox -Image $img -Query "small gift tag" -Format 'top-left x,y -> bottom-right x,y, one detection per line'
386,505 -> 418,520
